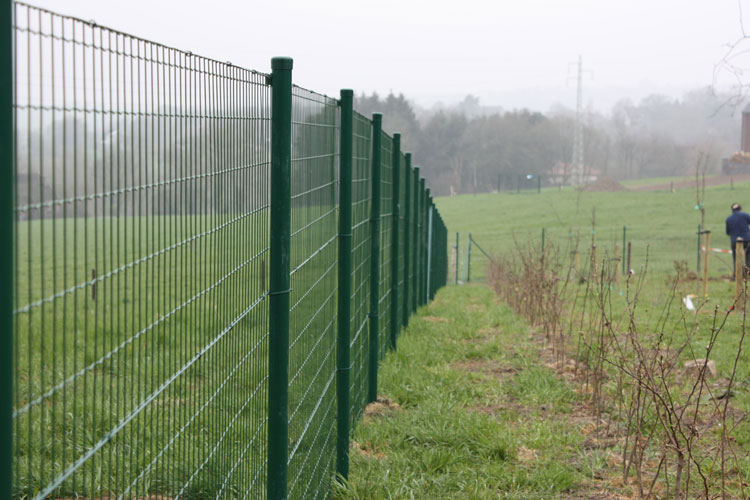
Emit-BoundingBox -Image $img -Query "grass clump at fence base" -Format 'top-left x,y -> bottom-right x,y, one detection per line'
333,284 -> 630,500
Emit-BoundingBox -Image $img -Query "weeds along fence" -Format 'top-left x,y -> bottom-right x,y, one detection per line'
1,3 -> 449,499
485,229 -> 750,498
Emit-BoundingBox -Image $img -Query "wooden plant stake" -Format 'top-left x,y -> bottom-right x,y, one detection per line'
735,238 -> 745,307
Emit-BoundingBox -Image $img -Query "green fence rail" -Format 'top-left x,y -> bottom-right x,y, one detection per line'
4,2 -> 449,499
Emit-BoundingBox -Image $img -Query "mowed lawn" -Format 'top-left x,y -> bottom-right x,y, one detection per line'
335,284 -> 616,500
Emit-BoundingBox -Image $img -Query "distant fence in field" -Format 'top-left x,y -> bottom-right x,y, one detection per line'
453,225 -> 734,284
1,2 -> 448,499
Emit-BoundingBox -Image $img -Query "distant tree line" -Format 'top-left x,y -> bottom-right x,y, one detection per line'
355,88 -> 741,196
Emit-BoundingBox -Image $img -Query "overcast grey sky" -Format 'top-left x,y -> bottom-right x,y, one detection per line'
28,0 -> 750,112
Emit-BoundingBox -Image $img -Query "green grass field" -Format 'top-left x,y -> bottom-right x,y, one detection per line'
437,179 -> 750,281
435,178 -> 750,427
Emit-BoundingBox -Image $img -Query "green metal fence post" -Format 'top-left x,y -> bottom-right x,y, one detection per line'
622,226 -> 627,275
367,113 -> 382,404
467,232 -> 472,282
517,174 -> 521,194
336,89 -> 354,481
390,134 -> 401,350
498,173 -> 501,193
537,175 -> 542,193
268,56 -> 293,500
1,0 -> 13,495
412,167 -> 419,313
542,228 -> 545,253
402,153 -> 411,327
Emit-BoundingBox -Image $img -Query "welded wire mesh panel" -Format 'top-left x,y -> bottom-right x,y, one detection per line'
437,215 -> 447,290
397,153 -> 407,332
414,187 -> 421,304
407,169 -> 419,312
411,173 -> 419,309
434,216 -> 441,293
287,85 -> 338,500
443,219 -> 448,288
348,112 -> 371,427
13,4 -> 271,499
420,196 -> 428,302
378,133 -> 393,360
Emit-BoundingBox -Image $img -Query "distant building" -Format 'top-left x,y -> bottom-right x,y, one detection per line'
549,162 -> 600,186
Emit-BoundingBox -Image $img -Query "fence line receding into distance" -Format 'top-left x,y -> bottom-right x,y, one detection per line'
3,2 -> 449,499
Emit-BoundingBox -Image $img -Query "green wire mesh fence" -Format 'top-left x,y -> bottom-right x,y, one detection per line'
349,111 -> 372,429
287,85 -> 338,500
397,152 -> 407,334
4,2 -> 449,499
378,132 -> 394,362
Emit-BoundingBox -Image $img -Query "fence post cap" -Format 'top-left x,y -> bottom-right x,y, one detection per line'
271,57 -> 293,70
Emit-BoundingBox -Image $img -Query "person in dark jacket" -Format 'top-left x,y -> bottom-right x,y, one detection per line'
726,202 -> 750,278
